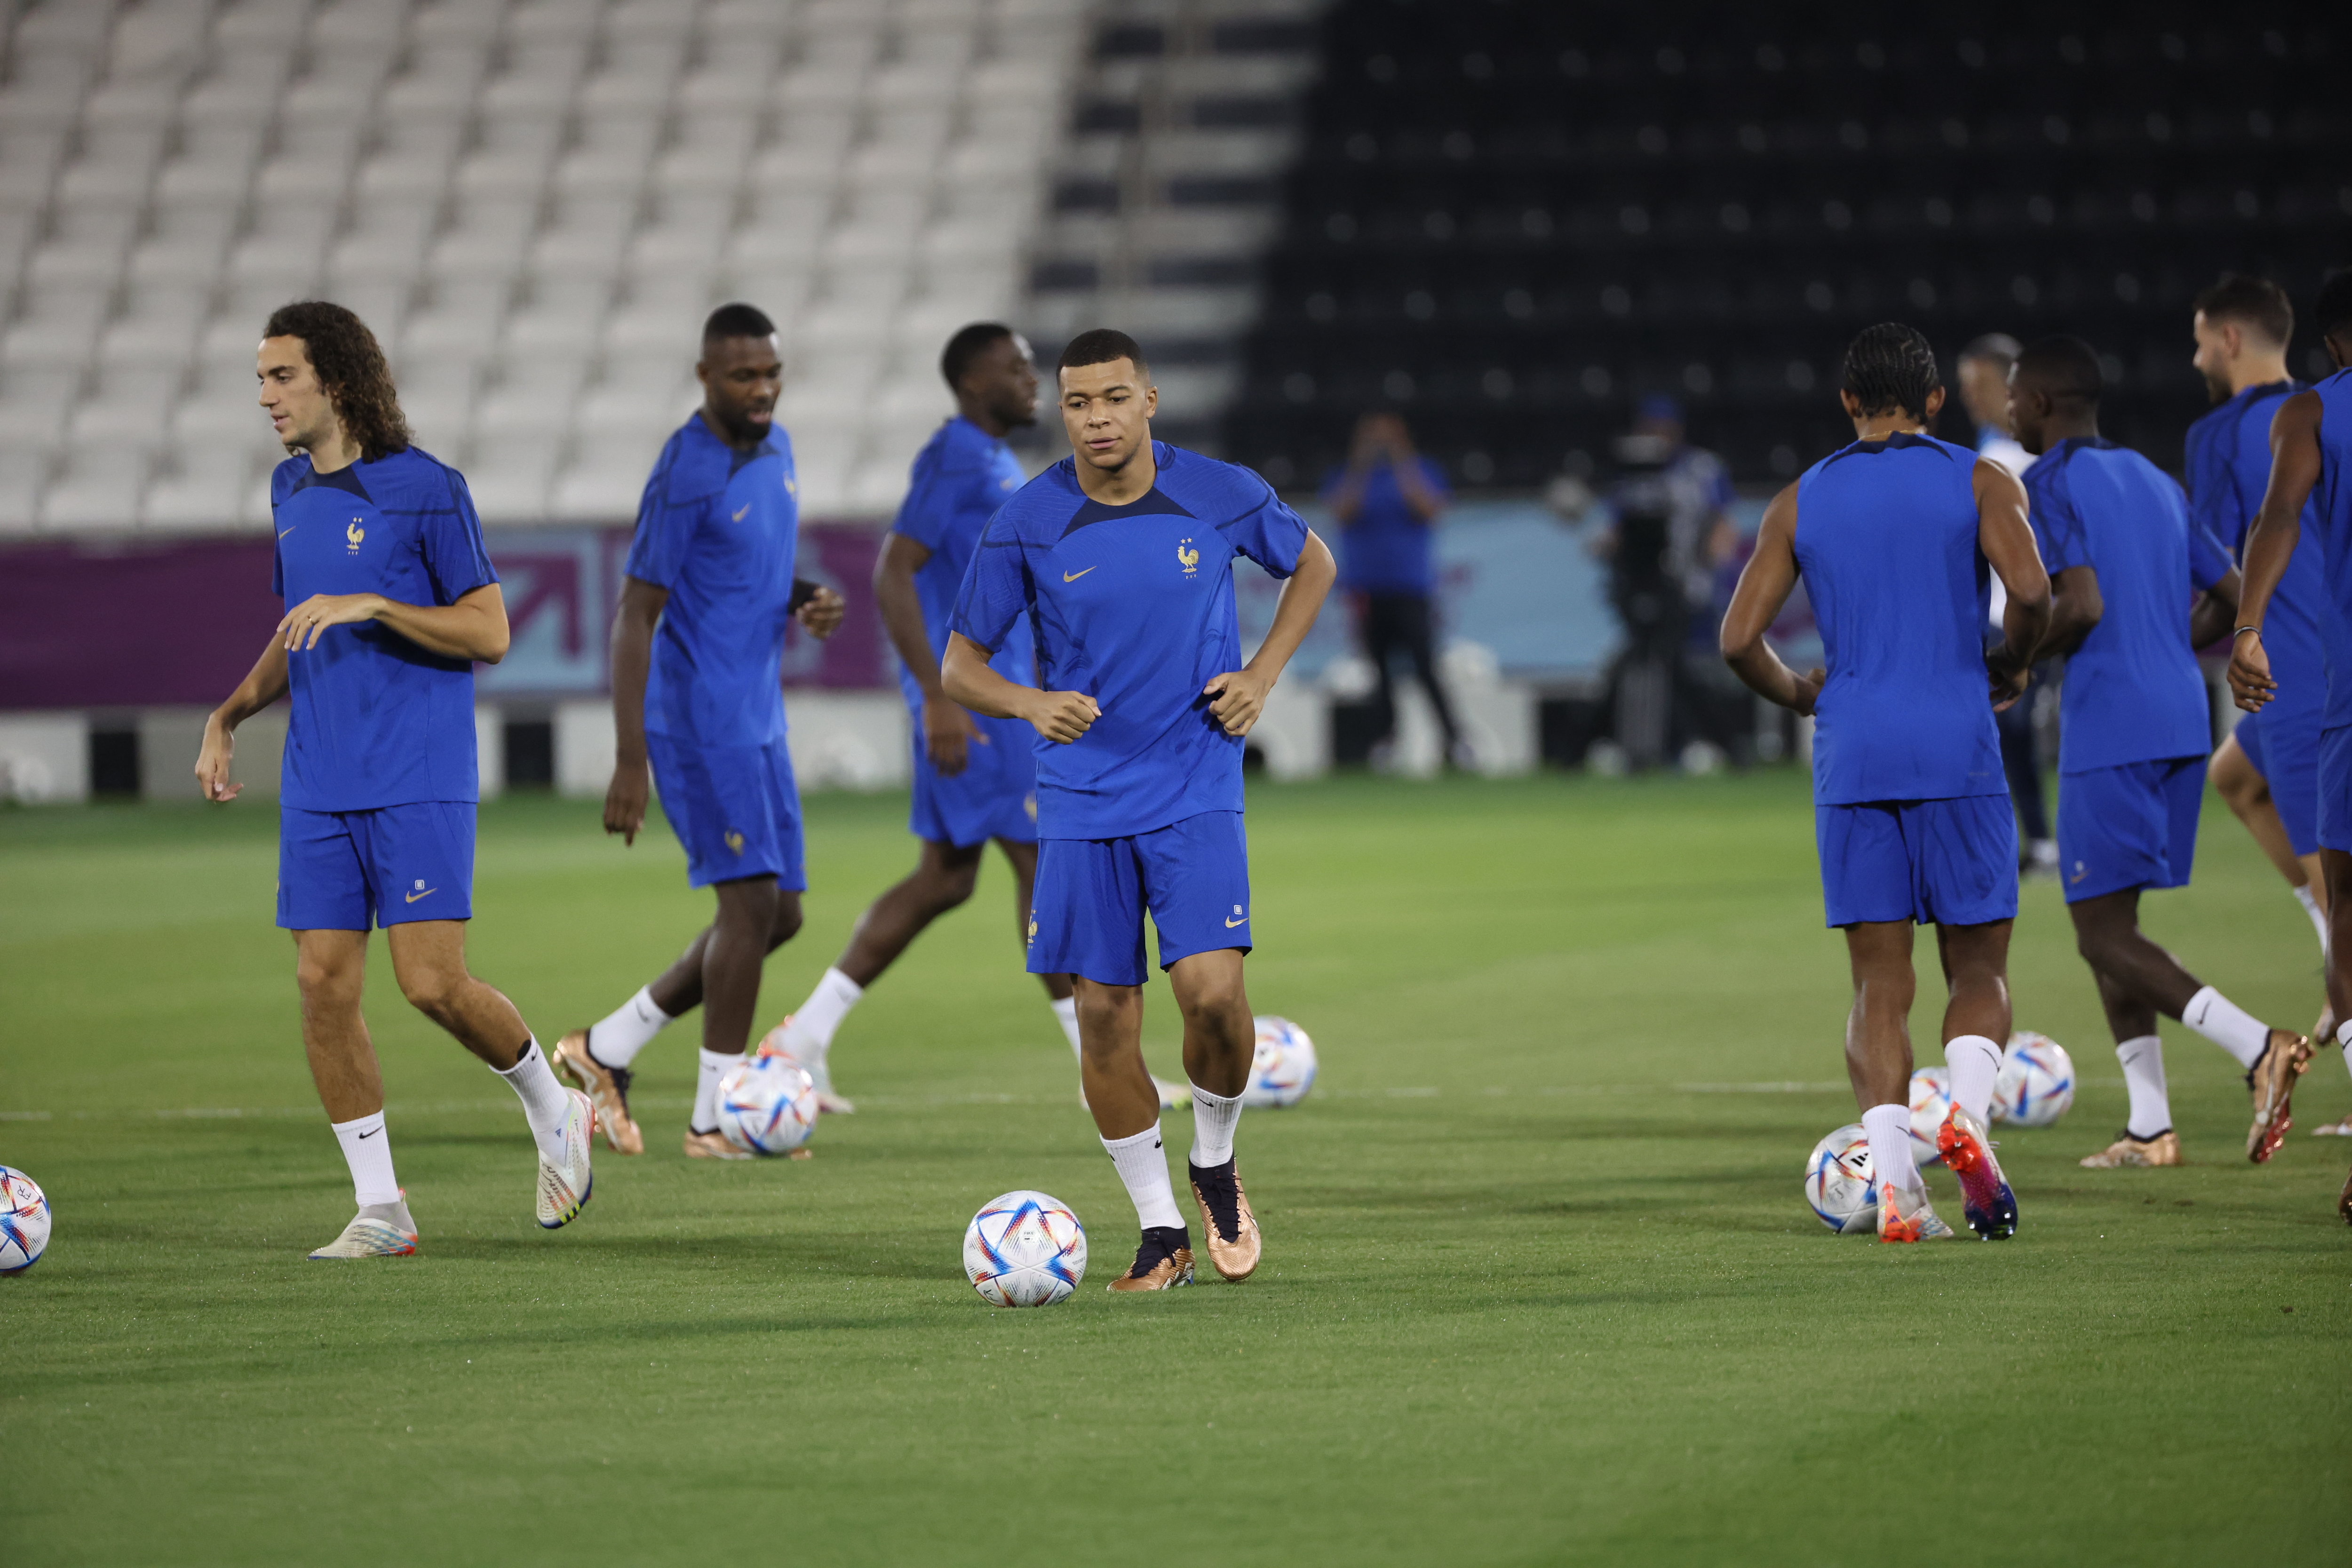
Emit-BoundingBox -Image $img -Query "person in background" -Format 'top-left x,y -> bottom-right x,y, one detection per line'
1322,410 -> 1468,769
1958,333 -> 2055,876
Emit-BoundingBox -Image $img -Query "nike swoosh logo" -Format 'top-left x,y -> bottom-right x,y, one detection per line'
1063,566 -> 1096,581
278,527 -> 295,538
1225,915 -> 1248,928
732,504 -> 750,521
405,887 -> 437,903
357,1127 -> 380,1139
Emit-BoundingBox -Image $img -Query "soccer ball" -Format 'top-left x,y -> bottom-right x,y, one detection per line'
713,1055 -> 819,1155
1243,1016 -> 1317,1108
962,1189 -> 1086,1307
1995,1032 -> 2076,1128
0,1166 -> 50,1274
1907,1065 -> 1953,1166
1804,1123 -> 1878,1234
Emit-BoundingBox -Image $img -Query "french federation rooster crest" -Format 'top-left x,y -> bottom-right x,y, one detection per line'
1177,538 -> 1199,575
345,518 -> 364,551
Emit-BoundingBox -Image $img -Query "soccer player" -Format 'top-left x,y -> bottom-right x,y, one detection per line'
553,304 -> 844,1158
2229,269 -> 2352,1215
1720,322 -> 2048,1242
757,323 -> 1186,1112
2005,335 -> 2312,1170
193,301 -> 592,1258
941,329 -> 1335,1289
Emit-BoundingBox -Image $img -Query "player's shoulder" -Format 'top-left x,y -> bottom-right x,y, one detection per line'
652,415 -> 731,504
270,452 -> 312,501
989,458 -> 1080,538
1157,442 -> 1278,510
362,444 -> 467,504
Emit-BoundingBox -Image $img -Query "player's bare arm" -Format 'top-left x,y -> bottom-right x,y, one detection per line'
1718,482 -> 1826,714
604,574 -> 667,844
2037,565 -> 2103,662
874,532 -> 977,774
942,630 -> 1098,743
1204,527 -> 1336,737
277,581 -> 510,662
1973,455 -> 2049,705
2187,565 -> 2244,649
195,635 -> 292,802
2230,389 -> 2326,711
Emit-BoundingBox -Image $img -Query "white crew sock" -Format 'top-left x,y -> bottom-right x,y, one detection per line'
1861,1103 -> 1921,1193
2294,884 -> 2328,951
692,1048 -> 737,1134
2181,985 -> 2269,1069
776,966 -> 864,1070
494,1039 -> 572,1163
1051,995 -> 1082,1060
588,985 -> 674,1070
2116,1035 -> 2171,1138
1943,1035 -> 2002,1127
332,1111 -> 401,1207
1188,1082 -> 1243,1168
1100,1124 -> 1185,1231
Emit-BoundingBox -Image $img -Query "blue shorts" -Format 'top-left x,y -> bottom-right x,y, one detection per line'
1815,795 -> 2018,928
2319,725 -> 2352,854
2057,756 -> 2203,902
909,710 -> 1038,848
1029,811 -> 1251,986
647,734 -> 807,891
2235,710 -> 2321,858
278,801 -> 475,931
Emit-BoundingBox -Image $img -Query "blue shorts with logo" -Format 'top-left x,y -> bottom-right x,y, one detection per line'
648,733 -> 806,891
1815,795 -> 2017,928
2318,725 -> 2352,854
1029,810 -> 1251,986
909,709 -> 1038,848
2057,756 -> 2203,903
2235,709 -> 2321,858
278,801 -> 475,931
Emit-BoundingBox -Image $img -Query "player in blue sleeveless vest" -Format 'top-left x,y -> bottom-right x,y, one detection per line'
2230,269 -> 2352,1219
194,302 -> 593,1258
944,330 -> 1336,1290
2008,335 -> 2311,1171
1722,323 -> 2048,1243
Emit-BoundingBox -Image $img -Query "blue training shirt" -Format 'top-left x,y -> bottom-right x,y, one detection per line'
1793,432 -> 2005,805
270,446 -> 498,812
893,415 -> 1030,711
949,441 -> 1310,839
2026,437 -> 2231,773
2187,381 -> 2328,734
2304,370 -> 2352,731
1320,455 -> 1445,594
624,414 -> 800,747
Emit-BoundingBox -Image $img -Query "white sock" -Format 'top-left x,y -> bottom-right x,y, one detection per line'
1943,1034 -> 2002,1127
1861,1103 -> 1920,1193
2295,884 -> 2328,951
777,966 -> 864,1070
2116,1035 -> 2171,1138
1051,995 -> 1081,1060
2181,984 -> 2269,1069
588,985 -> 673,1070
692,1048 -> 737,1134
494,1039 -> 572,1163
1188,1081 -> 1243,1168
332,1111 -> 401,1207
1100,1124 -> 1184,1231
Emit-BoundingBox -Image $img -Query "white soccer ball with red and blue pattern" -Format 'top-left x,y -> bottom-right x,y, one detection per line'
1804,1124 -> 1877,1234
1907,1065 -> 1953,1166
962,1190 -> 1086,1307
1994,1032 -> 2075,1128
1243,1016 -> 1317,1108
0,1166 -> 51,1274
713,1055 -> 819,1155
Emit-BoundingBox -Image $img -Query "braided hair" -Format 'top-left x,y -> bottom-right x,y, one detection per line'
1839,322 -> 1940,422
262,301 -> 411,462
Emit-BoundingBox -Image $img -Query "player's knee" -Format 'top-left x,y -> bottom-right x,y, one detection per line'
928,864 -> 979,912
294,954 -> 360,1006
766,902 -> 803,948
1176,975 -> 1248,1033
395,963 -> 466,1023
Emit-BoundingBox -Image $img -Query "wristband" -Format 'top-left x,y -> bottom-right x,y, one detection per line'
2232,626 -> 2261,639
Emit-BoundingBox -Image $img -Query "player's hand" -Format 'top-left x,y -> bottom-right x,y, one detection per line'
1022,690 -> 1100,744
277,592 -> 384,651
604,758 -> 651,845
195,717 -> 240,802
1986,652 -> 2030,713
1203,668 -> 1274,736
923,694 -> 977,775
1789,666 -> 1826,717
795,585 -> 845,641
2228,629 -> 2275,712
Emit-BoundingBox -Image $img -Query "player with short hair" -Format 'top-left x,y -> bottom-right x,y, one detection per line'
195,300 -> 593,1258
554,303 -> 844,1158
1721,322 -> 2050,1242
2007,334 -> 2312,1170
2229,268 -> 2352,1214
942,329 -> 1336,1289
756,323 -> 1187,1112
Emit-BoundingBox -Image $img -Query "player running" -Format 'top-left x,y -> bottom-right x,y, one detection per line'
194,301 -> 592,1257
555,304 -> 844,1158
942,329 -> 1335,1289
1721,322 -> 2049,1242
756,323 -> 1186,1112
2006,335 -> 2312,1169
2229,269 -> 2352,1218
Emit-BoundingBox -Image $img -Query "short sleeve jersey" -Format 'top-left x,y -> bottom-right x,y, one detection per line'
2026,438 -> 2231,772
624,414 -> 800,747
949,442 -> 1310,839
1320,456 -> 1446,594
2186,381 -> 2328,725
270,446 -> 498,811
892,415 -> 1030,713
2310,370 -> 2352,729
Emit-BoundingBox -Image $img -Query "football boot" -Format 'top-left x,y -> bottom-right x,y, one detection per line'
308,1196 -> 418,1259
1935,1105 -> 2017,1240
2079,1129 -> 2181,1168
2245,1031 -> 2312,1164
1107,1227 -> 1195,1292
1187,1157 -> 1261,1281
755,1020 -> 855,1114
536,1090 -> 595,1228
1875,1180 -> 1955,1243
552,1029 -> 643,1155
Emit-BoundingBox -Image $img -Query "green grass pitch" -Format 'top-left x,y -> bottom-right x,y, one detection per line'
3,771 -> 2347,1566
